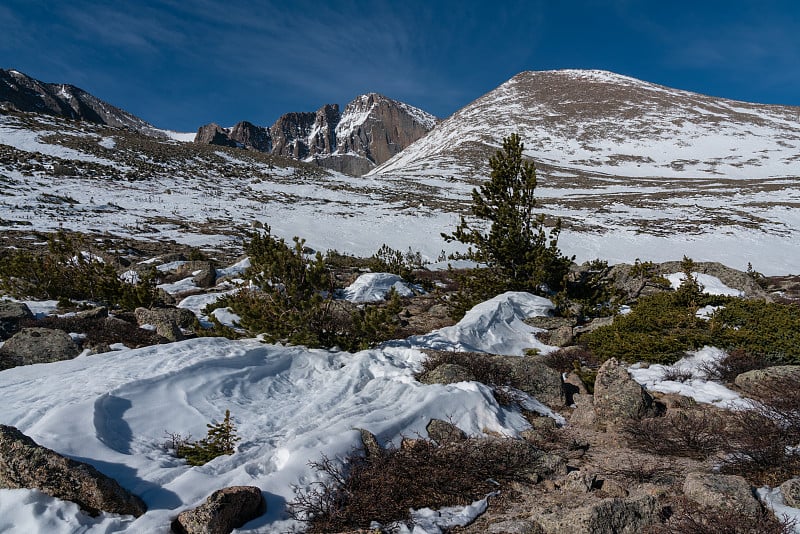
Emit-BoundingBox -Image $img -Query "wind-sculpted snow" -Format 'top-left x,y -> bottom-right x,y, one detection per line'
0,292 -> 556,532
396,292 -> 556,356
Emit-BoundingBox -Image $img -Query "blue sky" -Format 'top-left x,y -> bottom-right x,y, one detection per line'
2,0 -> 799,131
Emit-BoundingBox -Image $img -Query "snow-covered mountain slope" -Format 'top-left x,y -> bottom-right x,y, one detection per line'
1,69 -> 162,137
2,69 -> 800,274
373,69 -> 800,181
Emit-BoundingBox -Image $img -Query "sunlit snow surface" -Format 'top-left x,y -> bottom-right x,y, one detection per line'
0,292 -> 552,533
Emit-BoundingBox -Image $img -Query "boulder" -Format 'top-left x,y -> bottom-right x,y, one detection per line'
530,494 -> 659,534
0,425 -> 146,517
569,394 -> 597,428
419,363 -> 475,385
734,365 -> 800,398
0,327 -> 80,370
426,419 -> 467,444
176,261 -> 217,289
592,358 -> 654,429
682,472 -> 761,517
134,307 -> 196,342
171,486 -> 265,534
780,477 -> 800,508
0,300 -> 33,340
495,355 -> 565,407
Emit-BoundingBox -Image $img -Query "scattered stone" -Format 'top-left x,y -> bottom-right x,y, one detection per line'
0,327 -> 80,370
780,477 -> 800,508
683,472 -> 761,517
418,363 -> 475,385
0,425 -> 146,517
426,419 -> 467,444
592,358 -> 655,429
171,485 -> 265,534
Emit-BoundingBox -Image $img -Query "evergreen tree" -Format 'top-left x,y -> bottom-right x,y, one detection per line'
443,134 -> 572,314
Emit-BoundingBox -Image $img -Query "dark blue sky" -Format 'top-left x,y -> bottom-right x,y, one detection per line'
2,1 -> 799,131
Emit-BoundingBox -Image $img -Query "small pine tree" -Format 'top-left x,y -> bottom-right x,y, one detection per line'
177,410 -> 241,466
442,133 -> 573,315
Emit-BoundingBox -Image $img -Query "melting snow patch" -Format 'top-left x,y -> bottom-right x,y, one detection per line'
666,272 -> 744,296
375,492 -> 497,534
757,486 -> 800,533
629,347 -> 748,408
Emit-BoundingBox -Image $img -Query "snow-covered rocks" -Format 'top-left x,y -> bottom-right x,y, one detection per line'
339,272 -> 417,303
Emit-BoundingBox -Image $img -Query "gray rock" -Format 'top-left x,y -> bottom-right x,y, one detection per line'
426,419 -> 467,444
569,394 -> 597,428
171,485 -> 265,534
497,355 -> 565,407
134,307 -> 196,342
780,477 -> 800,508
419,363 -> 476,385
176,261 -> 217,289
0,327 -> 80,370
683,472 -> 761,517
74,306 -> 109,320
0,300 -> 33,340
0,425 -> 146,517
358,429 -> 383,459
735,365 -> 800,397
547,326 -> 575,347
531,494 -> 659,534
592,358 -> 654,429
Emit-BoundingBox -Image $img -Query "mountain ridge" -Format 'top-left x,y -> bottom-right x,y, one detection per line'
193,93 -> 438,176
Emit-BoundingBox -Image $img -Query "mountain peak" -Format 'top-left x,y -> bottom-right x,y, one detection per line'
0,68 -> 160,136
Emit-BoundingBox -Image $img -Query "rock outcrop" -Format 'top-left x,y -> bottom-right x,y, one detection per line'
194,123 -> 239,148
0,300 -> 33,340
0,425 -> 146,517
229,121 -> 272,152
171,486 -> 265,534
134,307 -> 196,342
0,327 -> 81,370
734,365 -> 800,398
269,111 -> 317,158
682,472 -> 762,517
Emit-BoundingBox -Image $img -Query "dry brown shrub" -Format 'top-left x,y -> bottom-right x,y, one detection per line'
648,496 -> 795,534
698,349 -> 769,383
623,409 -> 726,460
288,438 -> 545,533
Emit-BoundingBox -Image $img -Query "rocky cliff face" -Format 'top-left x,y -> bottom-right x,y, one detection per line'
0,69 -> 160,136
334,93 -> 438,166
192,95 -> 437,175
230,121 -> 272,152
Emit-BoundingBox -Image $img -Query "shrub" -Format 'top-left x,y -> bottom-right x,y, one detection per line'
623,410 -> 726,460
170,410 -> 240,467
650,496 -> 795,534
0,231 -> 157,310
367,244 -> 425,282
217,229 -> 402,350
289,438 -> 545,532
